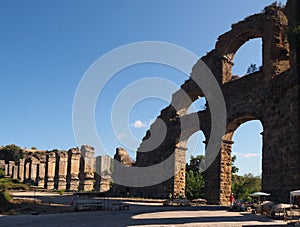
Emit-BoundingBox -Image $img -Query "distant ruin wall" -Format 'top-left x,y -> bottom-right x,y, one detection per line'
0,145 -> 112,192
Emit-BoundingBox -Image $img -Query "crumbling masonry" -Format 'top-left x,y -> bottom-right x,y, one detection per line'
126,2 -> 300,204
1,145 -> 112,192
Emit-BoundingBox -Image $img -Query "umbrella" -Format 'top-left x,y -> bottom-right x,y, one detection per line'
290,190 -> 300,197
290,189 -> 300,204
249,192 -> 270,197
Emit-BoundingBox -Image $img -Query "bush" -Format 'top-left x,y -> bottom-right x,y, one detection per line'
0,144 -> 23,164
185,155 -> 205,200
0,178 -> 30,191
0,169 -> 5,178
0,190 -> 11,212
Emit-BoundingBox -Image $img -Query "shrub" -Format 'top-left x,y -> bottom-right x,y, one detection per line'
0,169 -> 5,178
0,190 -> 12,212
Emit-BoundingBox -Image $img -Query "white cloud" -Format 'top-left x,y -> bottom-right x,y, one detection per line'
131,120 -> 147,128
233,152 -> 259,158
242,153 -> 259,158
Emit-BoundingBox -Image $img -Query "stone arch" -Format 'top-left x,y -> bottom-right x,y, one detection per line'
217,8 -> 289,83
133,4 -> 299,204
199,6 -> 290,85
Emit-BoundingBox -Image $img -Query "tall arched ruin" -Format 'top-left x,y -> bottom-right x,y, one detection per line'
132,1 -> 300,204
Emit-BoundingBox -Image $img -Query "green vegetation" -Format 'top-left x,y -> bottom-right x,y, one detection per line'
246,63 -> 258,74
0,144 -> 23,164
231,155 -> 261,201
231,155 -> 239,174
185,155 -> 204,200
0,168 -> 5,178
0,178 -> 30,191
232,173 -> 261,201
0,176 -> 30,213
185,154 -> 261,201
0,190 -> 11,212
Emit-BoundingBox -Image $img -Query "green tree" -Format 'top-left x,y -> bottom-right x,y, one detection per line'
246,63 -> 258,74
185,155 -> 205,200
232,155 -> 239,174
0,144 -> 23,164
232,173 -> 261,201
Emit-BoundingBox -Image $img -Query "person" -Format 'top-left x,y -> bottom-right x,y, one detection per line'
230,193 -> 235,209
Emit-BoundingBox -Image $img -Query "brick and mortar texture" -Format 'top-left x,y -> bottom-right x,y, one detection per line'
127,1 -> 300,204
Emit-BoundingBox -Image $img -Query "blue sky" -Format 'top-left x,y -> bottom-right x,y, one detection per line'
0,0 -> 286,176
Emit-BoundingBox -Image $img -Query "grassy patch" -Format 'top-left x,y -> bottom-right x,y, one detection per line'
0,178 -> 30,213
0,178 -> 30,191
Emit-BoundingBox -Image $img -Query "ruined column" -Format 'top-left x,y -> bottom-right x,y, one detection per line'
30,157 -> 39,185
25,159 -> 31,181
219,140 -> 233,206
67,148 -> 81,191
0,160 -> 5,170
5,163 -> 9,176
37,156 -> 46,188
57,151 -> 68,190
46,152 -> 56,190
204,139 -> 233,205
79,145 -> 95,191
95,155 -> 112,192
18,158 -> 25,182
13,164 -> 18,179
9,161 -> 15,177
173,142 -> 187,198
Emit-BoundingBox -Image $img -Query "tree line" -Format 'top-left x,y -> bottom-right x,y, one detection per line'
185,155 -> 261,201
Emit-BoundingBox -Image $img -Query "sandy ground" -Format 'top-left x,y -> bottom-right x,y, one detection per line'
0,191 -> 289,227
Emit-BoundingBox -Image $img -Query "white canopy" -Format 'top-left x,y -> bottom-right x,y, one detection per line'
290,190 -> 300,196
249,192 -> 271,197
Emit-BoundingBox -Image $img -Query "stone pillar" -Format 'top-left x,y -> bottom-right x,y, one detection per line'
46,152 -> 56,190
204,139 -> 233,205
25,159 -> 31,181
219,140 -> 233,206
204,149 -> 221,204
18,158 -> 25,182
31,157 -> 39,185
5,164 -> 9,176
37,156 -> 46,188
57,151 -> 68,190
95,155 -> 112,192
13,164 -> 18,179
173,142 -> 187,197
9,161 -> 14,177
79,145 -> 95,191
0,160 -> 5,170
67,148 -> 81,191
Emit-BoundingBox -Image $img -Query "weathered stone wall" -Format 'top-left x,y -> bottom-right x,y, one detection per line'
0,146 -> 112,192
95,155 -> 111,192
0,160 -> 5,170
67,148 -> 81,191
131,2 -> 300,204
79,145 -> 95,191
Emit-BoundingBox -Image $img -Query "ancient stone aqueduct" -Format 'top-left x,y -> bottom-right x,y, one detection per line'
0,145 -> 112,192
123,1 -> 300,204
1,1 -> 299,205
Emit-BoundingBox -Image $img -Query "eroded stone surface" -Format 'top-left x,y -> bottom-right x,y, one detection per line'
131,2 -> 300,204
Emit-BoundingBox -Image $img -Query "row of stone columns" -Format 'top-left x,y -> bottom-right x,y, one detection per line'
0,145 -> 112,192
